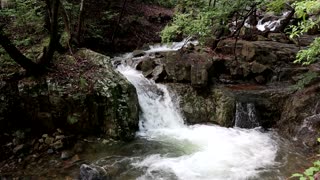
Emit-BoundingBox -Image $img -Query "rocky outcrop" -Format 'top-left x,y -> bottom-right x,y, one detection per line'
135,46 -> 213,87
278,83 -> 320,149
216,40 -> 299,63
168,83 -> 291,128
0,49 -> 139,140
167,84 -> 235,126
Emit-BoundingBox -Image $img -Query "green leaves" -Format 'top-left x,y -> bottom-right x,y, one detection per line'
294,0 -> 320,19
295,37 -> 320,65
285,0 -> 320,65
161,0 -> 263,43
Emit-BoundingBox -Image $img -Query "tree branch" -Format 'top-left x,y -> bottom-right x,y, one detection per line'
0,27 -> 43,73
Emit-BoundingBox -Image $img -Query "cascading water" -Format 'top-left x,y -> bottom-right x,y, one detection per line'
116,57 -> 280,179
80,41 -> 308,180
235,102 -> 260,129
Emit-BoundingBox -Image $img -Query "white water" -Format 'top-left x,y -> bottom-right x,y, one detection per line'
146,38 -> 199,53
256,11 -> 290,32
235,102 -> 259,129
117,62 -> 279,179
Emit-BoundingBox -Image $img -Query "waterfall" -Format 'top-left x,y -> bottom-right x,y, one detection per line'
113,41 -> 280,180
117,65 -> 185,134
235,102 -> 260,129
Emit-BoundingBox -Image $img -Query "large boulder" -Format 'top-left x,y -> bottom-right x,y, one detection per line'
135,48 -> 213,87
167,84 -> 235,126
0,49 -> 139,140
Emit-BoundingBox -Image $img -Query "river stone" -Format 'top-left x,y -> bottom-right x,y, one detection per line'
132,50 -> 146,57
79,164 -> 110,180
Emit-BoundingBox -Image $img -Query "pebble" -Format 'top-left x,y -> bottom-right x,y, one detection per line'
38,138 -> 44,143
42,134 -> 48,138
53,140 -> 63,150
55,135 -> 65,140
47,149 -> 54,154
45,137 -> 54,145
102,139 -> 109,144
61,151 -> 71,160
57,128 -> 63,134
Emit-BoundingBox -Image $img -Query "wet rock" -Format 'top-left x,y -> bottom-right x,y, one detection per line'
136,57 -> 154,72
191,64 -> 209,87
132,50 -> 146,57
152,65 -> 167,82
213,88 -> 236,127
79,164 -> 109,180
167,84 -> 235,126
279,83 -> 320,149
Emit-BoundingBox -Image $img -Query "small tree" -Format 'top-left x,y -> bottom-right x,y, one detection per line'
0,0 -> 61,74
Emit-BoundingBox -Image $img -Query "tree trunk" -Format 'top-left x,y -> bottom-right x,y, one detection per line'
76,0 -> 85,44
111,0 -> 128,46
0,29 -> 42,73
40,0 -> 60,66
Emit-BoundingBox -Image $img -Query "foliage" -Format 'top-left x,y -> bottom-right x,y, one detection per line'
288,0 -> 320,65
0,0 -> 46,58
141,0 -> 178,8
295,38 -> 320,65
290,139 -> 320,180
266,0 -> 286,13
161,0 -> 266,43
290,71 -> 318,91
0,0 -> 45,31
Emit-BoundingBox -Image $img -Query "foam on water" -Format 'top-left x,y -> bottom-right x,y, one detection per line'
146,39 -> 199,53
117,63 -> 279,180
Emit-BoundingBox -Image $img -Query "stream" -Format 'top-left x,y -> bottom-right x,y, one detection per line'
80,41 -> 309,180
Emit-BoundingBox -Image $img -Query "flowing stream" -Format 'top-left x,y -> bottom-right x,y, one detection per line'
82,42 -> 308,180
117,65 -> 279,180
